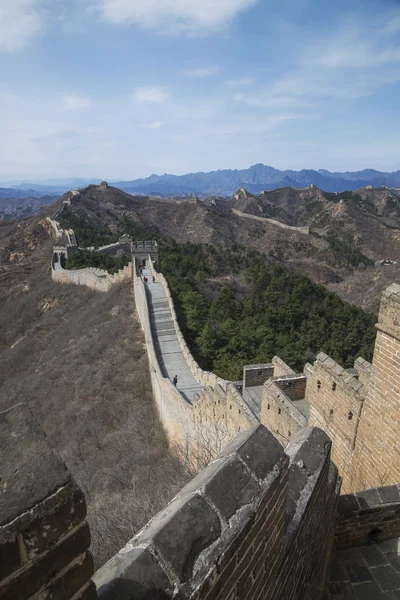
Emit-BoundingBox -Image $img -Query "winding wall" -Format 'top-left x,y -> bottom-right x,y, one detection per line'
134,258 -> 258,467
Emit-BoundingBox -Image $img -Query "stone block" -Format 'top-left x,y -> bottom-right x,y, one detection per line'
377,485 -> 400,505
217,424 -> 286,480
138,494 -> 221,582
178,455 -> 259,521
285,427 -> 331,477
96,547 -> 172,599
0,404 -> 70,526
355,488 -> 382,510
0,523 -> 90,600
337,494 -> 360,515
41,552 -> 94,600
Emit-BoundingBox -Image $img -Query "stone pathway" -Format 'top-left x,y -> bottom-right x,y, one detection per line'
143,269 -> 204,403
327,538 -> 400,599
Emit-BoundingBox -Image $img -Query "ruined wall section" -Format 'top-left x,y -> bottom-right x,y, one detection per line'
0,404 -> 95,600
306,353 -> 365,494
94,425 -> 338,600
351,284 -> 400,490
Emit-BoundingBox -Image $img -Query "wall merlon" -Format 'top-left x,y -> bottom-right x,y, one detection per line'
0,404 -> 94,599
95,425 -> 289,599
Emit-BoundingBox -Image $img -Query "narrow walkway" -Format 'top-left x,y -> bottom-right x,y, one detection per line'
143,268 -> 204,403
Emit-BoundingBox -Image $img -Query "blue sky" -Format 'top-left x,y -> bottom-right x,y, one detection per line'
1,0 -> 400,181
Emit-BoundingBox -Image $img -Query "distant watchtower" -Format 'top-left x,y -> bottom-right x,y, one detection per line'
99,181 -> 108,190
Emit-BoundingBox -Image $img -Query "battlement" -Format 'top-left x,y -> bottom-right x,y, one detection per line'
0,404 -> 95,599
95,425 -> 338,600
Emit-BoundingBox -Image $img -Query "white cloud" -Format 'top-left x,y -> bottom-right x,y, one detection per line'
133,87 -> 169,104
182,66 -> 219,77
92,0 -> 258,34
142,121 -> 163,129
62,94 -> 93,111
0,0 -> 45,52
225,78 -> 254,87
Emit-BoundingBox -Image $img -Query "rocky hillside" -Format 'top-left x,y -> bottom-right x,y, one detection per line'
55,182 -> 399,311
0,208 -> 190,568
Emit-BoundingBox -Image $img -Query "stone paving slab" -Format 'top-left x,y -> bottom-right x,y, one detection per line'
142,270 -> 203,403
327,538 -> 400,599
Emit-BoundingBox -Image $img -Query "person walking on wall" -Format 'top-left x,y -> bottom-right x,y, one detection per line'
152,275 -> 155,283
173,375 -> 178,387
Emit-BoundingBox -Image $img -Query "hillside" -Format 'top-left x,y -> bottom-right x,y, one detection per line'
55,183 -> 400,311
0,194 -> 59,220
0,209 -> 191,568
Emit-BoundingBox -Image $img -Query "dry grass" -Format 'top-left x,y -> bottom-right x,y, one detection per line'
0,217 -> 191,567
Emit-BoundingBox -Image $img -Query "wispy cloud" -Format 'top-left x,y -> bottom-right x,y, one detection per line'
62,94 -> 93,111
224,78 -> 254,87
92,0 -> 258,35
182,66 -> 219,77
0,0 -> 46,52
133,87 -> 169,104
141,121 -> 163,129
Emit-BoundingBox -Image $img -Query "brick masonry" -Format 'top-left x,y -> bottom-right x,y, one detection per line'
0,404 -> 95,600
94,425 -> 338,600
335,484 -> 400,549
306,353 -> 365,493
351,284 -> 400,491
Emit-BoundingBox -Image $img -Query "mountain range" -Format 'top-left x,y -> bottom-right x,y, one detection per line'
2,165 -> 400,198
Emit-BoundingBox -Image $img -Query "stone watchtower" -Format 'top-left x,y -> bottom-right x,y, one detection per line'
351,283 -> 400,489
99,181 -> 108,190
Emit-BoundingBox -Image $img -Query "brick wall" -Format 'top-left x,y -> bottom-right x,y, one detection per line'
354,356 -> 372,388
276,429 -> 339,600
94,425 -> 338,600
243,363 -> 274,388
134,260 -> 257,471
0,404 -> 95,600
261,378 -> 307,446
272,355 -> 296,377
335,485 -> 400,548
351,284 -> 400,490
306,353 -> 365,493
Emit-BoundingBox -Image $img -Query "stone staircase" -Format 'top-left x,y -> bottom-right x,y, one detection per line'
143,268 -> 203,403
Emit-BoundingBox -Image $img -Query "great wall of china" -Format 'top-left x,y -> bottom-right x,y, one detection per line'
1,185 -> 400,599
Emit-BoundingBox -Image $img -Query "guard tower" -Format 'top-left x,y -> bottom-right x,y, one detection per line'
132,240 -> 159,270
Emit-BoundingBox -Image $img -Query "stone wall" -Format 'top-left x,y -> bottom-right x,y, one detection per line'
243,363 -> 274,389
354,356 -> 372,388
52,261 -> 133,293
306,353 -> 365,494
272,355 -> 296,377
0,404 -> 95,600
150,265 -> 227,392
351,284 -> 400,491
261,378 -> 307,446
134,259 -> 258,469
94,425 -> 338,600
335,484 -> 400,549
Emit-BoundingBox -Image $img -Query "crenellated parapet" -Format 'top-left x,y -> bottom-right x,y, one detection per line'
94,425 -> 338,600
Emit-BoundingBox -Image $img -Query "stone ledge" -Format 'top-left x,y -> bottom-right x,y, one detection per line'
94,425 -> 288,599
338,485 -> 400,516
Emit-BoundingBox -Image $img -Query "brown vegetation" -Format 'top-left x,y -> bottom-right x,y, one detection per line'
0,215 -> 191,568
